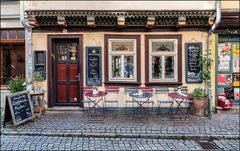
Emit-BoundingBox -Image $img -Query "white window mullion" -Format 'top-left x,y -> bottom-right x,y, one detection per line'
161,56 -> 165,80
121,55 -> 124,78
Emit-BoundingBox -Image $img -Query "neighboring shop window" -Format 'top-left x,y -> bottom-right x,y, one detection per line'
105,35 -> 141,84
0,44 -> 25,85
145,35 -> 182,84
149,39 -> 177,82
109,39 -> 136,81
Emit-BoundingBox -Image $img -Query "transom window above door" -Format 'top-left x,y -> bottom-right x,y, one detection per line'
145,35 -> 182,85
105,35 -> 141,85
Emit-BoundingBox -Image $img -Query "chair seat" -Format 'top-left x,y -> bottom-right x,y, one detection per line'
175,99 -> 192,103
105,100 -> 118,103
158,99 -> 173,103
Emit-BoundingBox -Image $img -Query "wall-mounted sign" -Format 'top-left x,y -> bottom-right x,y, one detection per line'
185,42 -> 202,83
4,90 -> 35,127
86,46 -> 102,86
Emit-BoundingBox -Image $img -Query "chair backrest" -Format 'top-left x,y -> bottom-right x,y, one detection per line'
155,87 -> 175,100
181,86 -> 188,93
138,86 -> 153,93
105,86 -> 119,101
82,86 -> 93,95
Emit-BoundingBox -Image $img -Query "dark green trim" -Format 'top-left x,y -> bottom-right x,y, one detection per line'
215,33 -> 218,108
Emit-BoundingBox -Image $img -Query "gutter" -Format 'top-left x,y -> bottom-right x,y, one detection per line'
20,1 -> 33,80
207,1 -> 221,119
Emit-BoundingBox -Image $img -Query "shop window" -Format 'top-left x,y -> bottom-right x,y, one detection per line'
109,39 -> 136,81
1,31 -> 8,39
18,30 -> 25,39
145,35 -> 182,84
105,35 -> 141,84
0,44 -> 25,85
9,31 -> 17,39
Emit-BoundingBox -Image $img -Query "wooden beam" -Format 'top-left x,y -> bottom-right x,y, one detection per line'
146,16 -> 155,28
57,16 -> 66,26
28,17 -> 39,27
176,16 -> 186,27
117,16 -> 125,28
87,16 -> 96,27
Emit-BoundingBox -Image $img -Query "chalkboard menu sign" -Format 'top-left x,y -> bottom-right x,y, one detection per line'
86,46 -> 102,86
185,42 -> 202,83
4,90 -> 34,126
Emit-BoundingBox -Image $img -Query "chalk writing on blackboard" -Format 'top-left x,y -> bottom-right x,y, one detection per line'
185,43 -> 202,83
5,90 -> 35,126
86,47 -> 102,86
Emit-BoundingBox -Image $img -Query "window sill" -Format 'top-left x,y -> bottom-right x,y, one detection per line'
145,82 -> 183,86
104,81 -> 141,86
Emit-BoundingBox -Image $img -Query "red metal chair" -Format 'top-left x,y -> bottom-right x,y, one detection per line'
81,86 -> 95,114
104,86 -> 119,112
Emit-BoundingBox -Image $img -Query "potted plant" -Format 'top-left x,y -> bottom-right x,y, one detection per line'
191,54 -> 212,116
32,71 -> 44,92
6,75 -> 26,93
191,87 -> 206,116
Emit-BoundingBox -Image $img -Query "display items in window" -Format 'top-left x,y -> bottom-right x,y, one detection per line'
152,56 -> 162,79
218,43 -> 231,71
164,56 -> 174,79
124,56 -> 134,78
112,56 -> 121,78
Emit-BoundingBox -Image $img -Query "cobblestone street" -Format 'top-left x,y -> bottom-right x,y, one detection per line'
1,111 -> 240,150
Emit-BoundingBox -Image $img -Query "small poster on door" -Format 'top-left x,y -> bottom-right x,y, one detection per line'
233,57 -> 240,73
234,88 -> 240,100
218,74 -> 232,85
233,43 -> 239,57
233,73 -> 240,86
218,43 -> 231,71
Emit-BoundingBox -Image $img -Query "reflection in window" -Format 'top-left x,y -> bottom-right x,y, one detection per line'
112,56 -> 121,78
165,56 -> 174,78
124,56 -> 134,78
69,43 -> 77,60
152,56 -> 162,79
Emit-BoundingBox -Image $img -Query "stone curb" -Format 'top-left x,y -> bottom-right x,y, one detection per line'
1,130 -> 239,141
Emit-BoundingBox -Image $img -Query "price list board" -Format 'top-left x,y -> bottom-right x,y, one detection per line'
185,42 -> 202,83
86,46 -> 102,86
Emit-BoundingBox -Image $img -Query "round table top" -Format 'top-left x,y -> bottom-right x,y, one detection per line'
85,91 -> 108,97
168,92 -> 193,99
129,92 -> 153,98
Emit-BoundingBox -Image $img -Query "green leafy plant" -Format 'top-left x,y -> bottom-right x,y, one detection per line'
199,55 -> 213,82
6,75 -> 26,93
33,71 -> 44,81
192,87 -> 206,99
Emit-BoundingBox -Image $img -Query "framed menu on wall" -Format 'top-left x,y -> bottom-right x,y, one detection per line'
86,46 -> 102,86
185,42 -> 202,83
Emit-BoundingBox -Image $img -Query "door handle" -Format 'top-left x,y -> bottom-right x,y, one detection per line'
75,73 -> 80,81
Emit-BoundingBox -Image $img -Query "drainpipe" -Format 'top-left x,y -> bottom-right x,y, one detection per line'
20,1 -> 33,81
207,1 -> 221,119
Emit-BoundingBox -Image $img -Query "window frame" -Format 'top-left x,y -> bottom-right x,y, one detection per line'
104,35 -> 141,86
145,35 -> 182,85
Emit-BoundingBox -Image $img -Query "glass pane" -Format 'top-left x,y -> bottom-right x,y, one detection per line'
112,56 -> 121,78
9,31 -> 17,39
152,56 -> 162,79
1,31 -> 8,39
124,56 -> 134,78
18,30 -> 25,39
165,56 -> 174,78
58,43 -> 68,60
152,41 -> 174,52
112,42 -> 133,51
69,43 -> 77,60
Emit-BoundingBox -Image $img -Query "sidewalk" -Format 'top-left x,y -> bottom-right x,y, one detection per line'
1,110 -> 239,141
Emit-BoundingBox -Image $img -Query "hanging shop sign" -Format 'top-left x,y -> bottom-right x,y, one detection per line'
185,42 -> 202,83
86,46 -> 102,86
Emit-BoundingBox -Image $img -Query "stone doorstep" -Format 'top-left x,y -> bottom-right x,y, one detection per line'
1,130 -> 239,141
215,106 -> 240,114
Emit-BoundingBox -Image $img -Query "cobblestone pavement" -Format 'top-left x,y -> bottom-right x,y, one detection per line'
1,111 -> 239,140
1,111 -> 239,150
1,135 -> 239,150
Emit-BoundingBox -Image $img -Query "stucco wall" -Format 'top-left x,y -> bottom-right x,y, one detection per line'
31,31 -> 208,107
221,1 -> 240,9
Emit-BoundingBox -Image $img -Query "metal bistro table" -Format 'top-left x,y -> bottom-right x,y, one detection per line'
85,91 -> 107,118
168,92 -> 193,119
129,92 -> 153,113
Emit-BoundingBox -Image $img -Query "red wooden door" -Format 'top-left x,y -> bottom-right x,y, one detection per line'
54,39 -> 81,105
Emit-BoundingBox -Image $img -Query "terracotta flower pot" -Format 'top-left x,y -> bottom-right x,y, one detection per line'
191,98 -> 206,116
